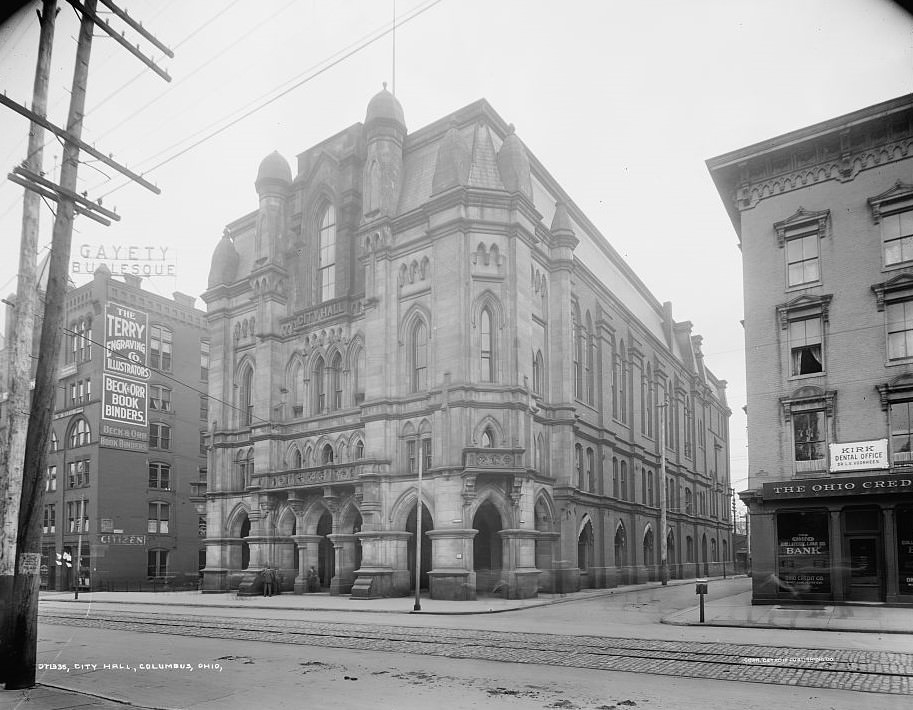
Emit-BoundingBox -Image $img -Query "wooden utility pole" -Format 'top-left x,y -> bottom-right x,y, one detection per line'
1,0 -> 171,688
0,0 -> 57,683
4,0 -> 97,689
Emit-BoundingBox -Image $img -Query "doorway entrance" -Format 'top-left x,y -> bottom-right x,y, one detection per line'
473,501 -> 503,594
843,507 -> 883,602
316,510 -> 334,589
406,503 -> 433,590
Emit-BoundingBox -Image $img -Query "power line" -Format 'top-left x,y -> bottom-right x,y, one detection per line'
92,0 -> 446,200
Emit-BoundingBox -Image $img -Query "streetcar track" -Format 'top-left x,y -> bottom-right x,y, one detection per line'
38,609 -> 913,695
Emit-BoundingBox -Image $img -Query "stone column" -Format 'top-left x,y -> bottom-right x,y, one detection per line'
535,531 -> 560,592
829,509 -> 844,603
201,537 -> 232,593
328,533 -> 358,595
351,531 -> 411,598
291,534 -> 322,593
498,529 -> 540,599
427,528 -> 478,601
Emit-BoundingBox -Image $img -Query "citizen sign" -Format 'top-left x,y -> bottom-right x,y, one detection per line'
762,474 -> 913,499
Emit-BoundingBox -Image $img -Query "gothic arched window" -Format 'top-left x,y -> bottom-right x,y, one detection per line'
412,321 -> 428,392
239,365 -> 254,427
317,203 -> 336,302
313,356 -> 326,413
480,307 -> 494,382
330,352 -> 342,411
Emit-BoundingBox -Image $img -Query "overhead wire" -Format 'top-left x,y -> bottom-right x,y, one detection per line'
92,0 -> 447,200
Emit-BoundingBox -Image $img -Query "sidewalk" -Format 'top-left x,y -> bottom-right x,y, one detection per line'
663,590 -> 913,634
37,575 -> 913,634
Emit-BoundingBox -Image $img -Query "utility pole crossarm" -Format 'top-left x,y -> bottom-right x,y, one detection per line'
65,0 -> 171,82
11,166 -> 120,222
97,0 -> 173,57
0,93 -> 161,194
6,172 -> 111,225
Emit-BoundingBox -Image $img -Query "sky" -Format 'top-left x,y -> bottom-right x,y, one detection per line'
0,0 -> 911,503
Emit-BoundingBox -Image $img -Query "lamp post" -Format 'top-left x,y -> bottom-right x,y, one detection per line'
413,438 -> 423,611
659,397 -> 668,586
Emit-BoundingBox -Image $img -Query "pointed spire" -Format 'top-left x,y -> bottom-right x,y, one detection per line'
496,123 -> 532,197
550,201 -> 574,235
208,227 -> 240,288
468,122 -> 504,190
432,120 -> 471,194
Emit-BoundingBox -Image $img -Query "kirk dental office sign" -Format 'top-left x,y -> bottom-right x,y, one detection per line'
72,243 -> 177,277
828,439 -> 889,473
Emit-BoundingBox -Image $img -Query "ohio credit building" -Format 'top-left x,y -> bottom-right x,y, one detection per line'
201,89 -> 733,599
708,93 -> 913,605
1,267 -> 210,590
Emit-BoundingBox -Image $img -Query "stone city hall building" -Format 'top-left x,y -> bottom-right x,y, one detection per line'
709,93 -> 913,605
201,89 -> 733,599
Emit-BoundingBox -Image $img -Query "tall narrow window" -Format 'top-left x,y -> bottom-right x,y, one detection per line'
150,326 -> 173,371
789,317 -> 823,375
586,448 -> 595,492
147,550 -> 168,578
888,299 -> 913,360
314,357 -> 326,413
480,308 -> 493,382
575,445 -> 584,489
148,502 -> 170,534
793,410 -> 825,462
532,350 -> 544,395
481,428 -> 494,448
412,321 -> 427,392
422,437 -> 432,471
786,232 -> 820,286
318,204 -> 336,302
883,209 -> 913,266
354,348 -> 366,404
620,461 -> 627,501
240,366 -> 254,426
585,314 -> 595,405
891,401 -> 913,455
618,341 -> 627,422
330,353 -> 343,410
200,340 -> 210,381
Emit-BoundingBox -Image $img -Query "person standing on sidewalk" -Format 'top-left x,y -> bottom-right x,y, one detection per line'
261,567 -> 272,597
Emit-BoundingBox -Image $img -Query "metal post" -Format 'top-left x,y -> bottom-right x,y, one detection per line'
74,496 -> 85,599
413,438 -> 423,611
659,398 -> 668,585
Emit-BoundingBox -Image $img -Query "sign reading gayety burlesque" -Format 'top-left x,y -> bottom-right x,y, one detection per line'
100,302 -> 149,451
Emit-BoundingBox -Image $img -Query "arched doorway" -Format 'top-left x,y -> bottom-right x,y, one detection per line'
352,511 -> 363,571
666,529 -> 676,579
614,523 -> 627,584
316,510 -> 334,589
239,516 -> 251,570
406,503 -> 433,590
643,527 -> 655,580
473,500 -> 503,594
577,520 -> 594,587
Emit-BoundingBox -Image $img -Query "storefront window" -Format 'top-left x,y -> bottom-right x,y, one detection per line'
777,510 -> 830,595
897,507 -> 913,596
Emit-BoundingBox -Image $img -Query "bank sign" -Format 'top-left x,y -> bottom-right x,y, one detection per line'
101,302 -> 149,450
828,439 -> 888,473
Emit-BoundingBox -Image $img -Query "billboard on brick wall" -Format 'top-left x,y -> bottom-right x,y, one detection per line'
101,302 -> 149,450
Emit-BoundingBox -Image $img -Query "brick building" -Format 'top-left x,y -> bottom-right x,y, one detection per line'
708,93 -> 913,605
202,90 -> 733,599
1,268 -> 209,590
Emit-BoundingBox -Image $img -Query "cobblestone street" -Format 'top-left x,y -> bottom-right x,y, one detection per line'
38,607 -> 913,695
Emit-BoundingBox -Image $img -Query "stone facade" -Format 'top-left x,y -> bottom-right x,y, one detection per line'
201,90 -> 733,600
708,93 -> 913,605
